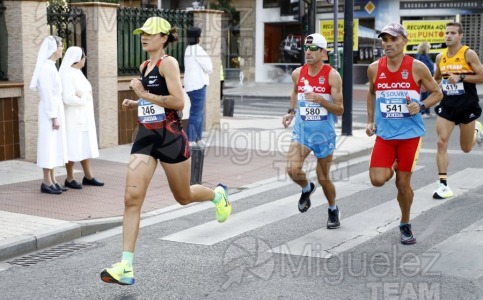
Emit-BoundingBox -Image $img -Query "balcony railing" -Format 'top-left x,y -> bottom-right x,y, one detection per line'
117,7 -> 193,76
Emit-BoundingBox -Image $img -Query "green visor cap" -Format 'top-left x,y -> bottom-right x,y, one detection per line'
133,17 -> 171,35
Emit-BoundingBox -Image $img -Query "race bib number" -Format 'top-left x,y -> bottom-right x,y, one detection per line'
138,98 -> 166,123
379,99 -> 411,119
442,78 -> 465,96
299,100 -> 327,121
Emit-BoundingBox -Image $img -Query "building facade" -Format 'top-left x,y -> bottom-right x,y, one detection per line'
1,0 -> 482,161
0,0 -> 222,161
252,0 -> 483,83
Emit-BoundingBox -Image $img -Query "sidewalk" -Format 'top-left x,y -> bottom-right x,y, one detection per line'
0,81 -> 376,262
223,80 -> 369,101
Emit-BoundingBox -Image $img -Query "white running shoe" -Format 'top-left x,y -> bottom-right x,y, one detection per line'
433,182 -> 454,199
475,121 -> 483,146
197,140 -> 210,148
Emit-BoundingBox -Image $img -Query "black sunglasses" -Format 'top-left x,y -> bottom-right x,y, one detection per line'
303,45 -> 322,51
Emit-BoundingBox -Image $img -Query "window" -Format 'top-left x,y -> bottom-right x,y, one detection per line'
263,0 -> 279,8
264,22 -> 302,64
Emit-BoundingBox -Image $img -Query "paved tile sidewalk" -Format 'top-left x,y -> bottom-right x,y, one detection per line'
0,86 -> 376,261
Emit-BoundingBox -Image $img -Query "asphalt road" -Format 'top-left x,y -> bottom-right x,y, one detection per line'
1,100 -> 483,300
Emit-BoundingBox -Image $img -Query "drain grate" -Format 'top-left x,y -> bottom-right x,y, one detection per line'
8,242 -> 94,267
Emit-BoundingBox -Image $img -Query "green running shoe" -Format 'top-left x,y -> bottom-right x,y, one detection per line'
475,120 -> 483,146
215,183 -> 231,223
100,260 -> 135,285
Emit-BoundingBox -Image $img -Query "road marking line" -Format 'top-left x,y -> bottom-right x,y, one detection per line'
270,168 -> 483,258
160,166 -> 422,245
402,218 -> 483,280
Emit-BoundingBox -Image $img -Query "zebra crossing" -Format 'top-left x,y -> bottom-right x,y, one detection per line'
402,217 -> 483,281
160,170 -> 368,245
271,168 -> 483,259
161,166 -> 420,246
160,167 -> 481,252
8,148 -> 478,300
157,162 -> 483,283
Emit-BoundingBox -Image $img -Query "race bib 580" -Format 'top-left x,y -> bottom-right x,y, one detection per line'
299,100 -> 328,121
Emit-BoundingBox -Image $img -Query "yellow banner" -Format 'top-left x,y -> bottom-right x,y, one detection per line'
320,19 -> 359,51
402,20 -> 450,53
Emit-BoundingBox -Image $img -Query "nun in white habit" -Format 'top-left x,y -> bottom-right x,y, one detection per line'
30,35 -> 68,195
59,46 -> 104,189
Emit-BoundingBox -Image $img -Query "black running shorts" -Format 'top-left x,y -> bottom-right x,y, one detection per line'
131,123 -> 190,163
434,102 -> 482,125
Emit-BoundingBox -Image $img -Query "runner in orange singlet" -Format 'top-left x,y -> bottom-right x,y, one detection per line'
433,22 -> 483,199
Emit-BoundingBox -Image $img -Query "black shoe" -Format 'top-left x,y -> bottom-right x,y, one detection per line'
83,177 -> 104,186
298,182 -> 315,213
327,206 -> 341,229
41,183 -> 62,195
65,179 -> 82,189
54,183 -> 68,192
400,224 -> 417,245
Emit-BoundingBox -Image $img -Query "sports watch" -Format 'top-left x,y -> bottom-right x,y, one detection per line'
460,74 -> 466,81
287,108 -> 296,115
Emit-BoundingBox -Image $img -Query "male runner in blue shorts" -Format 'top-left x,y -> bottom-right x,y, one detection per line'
282,33 -> 344,229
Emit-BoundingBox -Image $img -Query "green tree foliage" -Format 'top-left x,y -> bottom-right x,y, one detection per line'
66,0 -> 120,3
210,0 -> 239,26
48,0 -> 67,8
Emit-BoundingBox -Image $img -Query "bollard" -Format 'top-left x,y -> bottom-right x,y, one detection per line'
190,143 -> 205,185
223,98 -> 235,117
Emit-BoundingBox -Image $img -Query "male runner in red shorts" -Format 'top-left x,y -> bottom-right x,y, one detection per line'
366,23 -> 443,244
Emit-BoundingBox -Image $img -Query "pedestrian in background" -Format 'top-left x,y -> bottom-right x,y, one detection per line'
100,17 -> 231,286
220,62 -> 224,101
184,26 -> 213,147
29,35 -> 68,195
282,33 -> 344,229
366,23 -> 443,245
415,41 -> 435,118
432,21 -> 483,199
59,46 -> 104,189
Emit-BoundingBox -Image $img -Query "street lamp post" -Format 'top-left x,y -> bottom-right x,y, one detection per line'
332,0 -> 338,71
341,0 -> 354,135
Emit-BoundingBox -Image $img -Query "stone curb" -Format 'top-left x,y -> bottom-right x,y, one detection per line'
0,218 -> 122,262
0,140 -> 374,262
